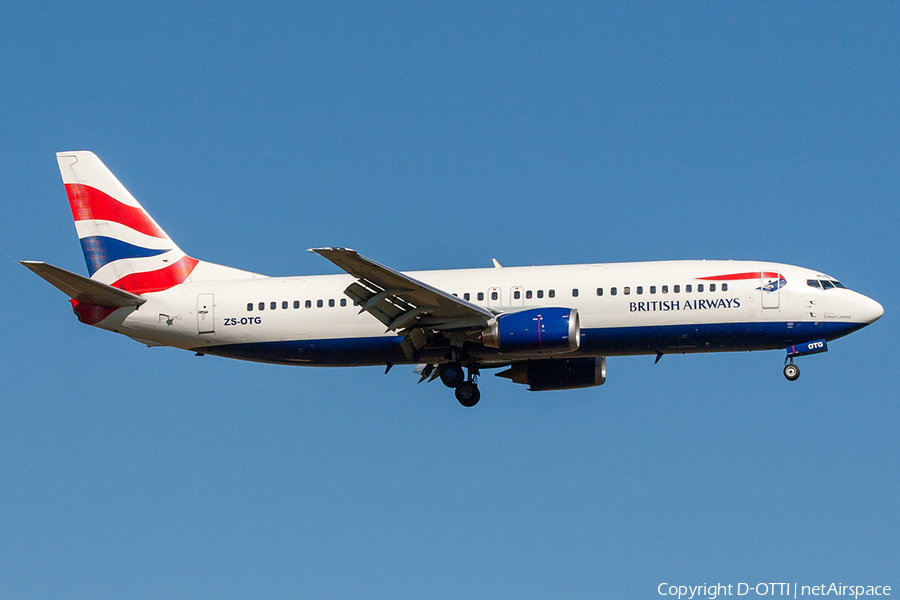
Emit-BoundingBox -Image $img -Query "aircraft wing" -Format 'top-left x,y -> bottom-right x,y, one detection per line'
308,248 -> 494,336
19,261 -> 146,307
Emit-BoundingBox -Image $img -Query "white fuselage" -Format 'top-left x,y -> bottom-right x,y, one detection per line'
90,259 -> 883,368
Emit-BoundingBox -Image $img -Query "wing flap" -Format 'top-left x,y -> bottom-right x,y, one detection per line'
20,261 -> 147,307
309,248 -> 493,331
310,248 -> 494,360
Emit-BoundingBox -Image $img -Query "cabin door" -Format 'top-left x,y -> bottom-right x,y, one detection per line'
760,273 -> 781,310
197,293 -> 215,334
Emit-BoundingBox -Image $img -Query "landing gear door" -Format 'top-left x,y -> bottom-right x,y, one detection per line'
761,273 -> 781,310
197,293 -> 215,334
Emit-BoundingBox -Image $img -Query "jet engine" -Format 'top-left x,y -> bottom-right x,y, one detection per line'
497,357 -> 607,391
481,307 -> 580,354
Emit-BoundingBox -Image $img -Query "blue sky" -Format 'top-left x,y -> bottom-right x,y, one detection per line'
2,2 -> 898,598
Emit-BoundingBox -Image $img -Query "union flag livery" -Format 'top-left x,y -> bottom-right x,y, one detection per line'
58,153 -> 198,294
21,151 -> 884,406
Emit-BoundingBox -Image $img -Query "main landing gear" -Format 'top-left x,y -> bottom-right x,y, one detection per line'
455,381 -> 480,407
439,362 -> 481,407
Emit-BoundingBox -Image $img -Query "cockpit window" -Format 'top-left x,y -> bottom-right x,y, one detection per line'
810,278 -> 847,290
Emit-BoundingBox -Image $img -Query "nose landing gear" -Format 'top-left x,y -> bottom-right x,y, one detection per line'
783,339 -> 828,382
783,360 -> 800,381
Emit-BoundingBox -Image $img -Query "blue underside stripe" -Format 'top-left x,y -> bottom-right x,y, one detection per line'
199,320 -> 868,367
79,236 -> 171,276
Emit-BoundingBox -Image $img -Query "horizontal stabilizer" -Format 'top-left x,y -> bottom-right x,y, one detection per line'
19,261 -> 146,307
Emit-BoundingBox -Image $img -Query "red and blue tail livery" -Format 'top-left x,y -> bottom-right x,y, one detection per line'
58,152 -> 198,294
21,151 -> 884,406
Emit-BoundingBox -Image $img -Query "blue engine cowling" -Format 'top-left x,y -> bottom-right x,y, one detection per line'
498,357 -> 607,391
481,307 -> 580,354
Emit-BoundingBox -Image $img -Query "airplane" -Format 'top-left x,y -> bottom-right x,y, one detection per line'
21,151 -> 884,407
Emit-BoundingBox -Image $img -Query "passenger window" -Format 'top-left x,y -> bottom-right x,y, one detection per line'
611,287 -> 617,296
247,303 -> 253,311
464,293 -> 470,301
305,300 -> 312,309
328,299 -> 334,307
662,285 -> 668,294
340,299 -> 347,307
674,285 -> 680,293
686,284 -> 692,293
491,291 -> 498,301
549,289 -> 555,298
722,283 -> 728,292
293,300 -> 300,309
710,284 -> 716,292
596,288 -> 603,296
270,301 -> 277,310
259,302 -> 265,311
821,280 -> 834,290
537,290 -> 544,299
624,287 -> 631,295
572,289 -> 578,298
636,286 -> 643,295
526,290 -> 533,299
514,290 -> 521,300
697,284 -> 704,293
650,286 -> 656,294
317,299 -> 323,308
282,301 -> 288,309
477,292 -> 485,301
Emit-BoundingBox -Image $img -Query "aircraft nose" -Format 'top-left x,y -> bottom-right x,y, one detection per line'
855,295 -> 884,324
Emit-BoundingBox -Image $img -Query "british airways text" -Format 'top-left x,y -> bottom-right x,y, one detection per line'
630,298 -> 741,312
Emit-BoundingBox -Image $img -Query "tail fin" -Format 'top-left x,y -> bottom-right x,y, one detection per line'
57,151 -> 199,294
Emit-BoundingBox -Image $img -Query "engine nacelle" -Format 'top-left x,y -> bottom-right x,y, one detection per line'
481,307 -> 580,354
500,357 -> 607,391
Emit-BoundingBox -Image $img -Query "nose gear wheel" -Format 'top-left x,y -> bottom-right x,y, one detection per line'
783,362 -> 800,381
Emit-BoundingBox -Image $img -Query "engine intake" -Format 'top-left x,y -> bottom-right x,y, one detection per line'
481,307 -> 580,354
498,357 -> 607,391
